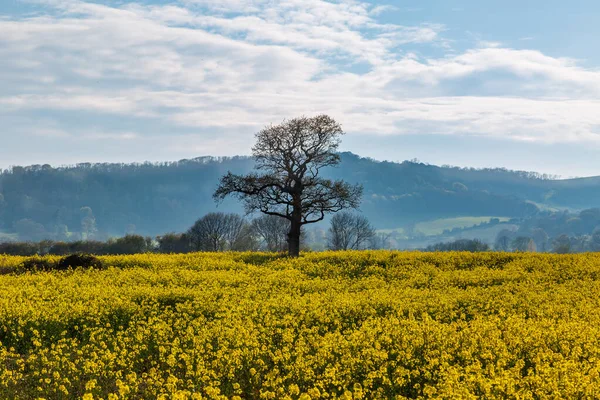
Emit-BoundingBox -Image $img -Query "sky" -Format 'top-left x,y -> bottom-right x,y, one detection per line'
1,0 -> 599,177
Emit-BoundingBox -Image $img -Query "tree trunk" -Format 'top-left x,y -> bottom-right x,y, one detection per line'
288,220 -> 301,257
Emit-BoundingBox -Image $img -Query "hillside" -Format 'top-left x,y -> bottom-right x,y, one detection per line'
0,152 -> 598,241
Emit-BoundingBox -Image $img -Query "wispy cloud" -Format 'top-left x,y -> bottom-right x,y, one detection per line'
1,0 -> 600,157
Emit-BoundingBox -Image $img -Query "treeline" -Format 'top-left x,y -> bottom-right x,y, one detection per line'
426,208 -> 600,254
494,208 -> 600,253
0,236 -> 157,256
0,211 -> 388,256
425,239 -> 490,252
0,212 -> 286,256
424,235 -> 599,254
494,230 -> 600,254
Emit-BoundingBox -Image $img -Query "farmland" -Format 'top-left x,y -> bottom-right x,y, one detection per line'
413,217 -> 511,236
0,251 -> 599,399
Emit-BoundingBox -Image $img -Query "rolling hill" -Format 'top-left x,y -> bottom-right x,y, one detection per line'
0,152 -> 598,241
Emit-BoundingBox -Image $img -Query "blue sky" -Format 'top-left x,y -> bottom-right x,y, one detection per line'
1,0 -> 599,177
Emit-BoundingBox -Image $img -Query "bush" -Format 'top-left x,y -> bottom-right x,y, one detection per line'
57,254 -> 104,270
18,254 -> 104,272
20,256 -> 57,272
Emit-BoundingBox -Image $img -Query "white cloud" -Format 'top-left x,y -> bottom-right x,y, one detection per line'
1,0 -> 600,151
131,1 -> 442,66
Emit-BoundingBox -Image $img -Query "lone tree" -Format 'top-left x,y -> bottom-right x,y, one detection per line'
214,115 -> 362,257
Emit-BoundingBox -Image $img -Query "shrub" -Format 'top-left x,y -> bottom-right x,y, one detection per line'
20,256 -> 57,272
57,254 -> 104,270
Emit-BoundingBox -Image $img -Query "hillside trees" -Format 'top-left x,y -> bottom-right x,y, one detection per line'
214,115 -> 363,257
0,193 -> 5,229
4,152 -> 600,241
591,228 -> 600,252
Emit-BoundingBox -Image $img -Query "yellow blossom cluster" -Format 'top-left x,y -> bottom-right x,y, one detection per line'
0,251 -> 599,399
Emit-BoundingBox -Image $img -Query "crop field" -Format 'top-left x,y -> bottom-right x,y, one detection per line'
378,216 -> 510,238
414,217 -> 511,236
0,251 -> 599,399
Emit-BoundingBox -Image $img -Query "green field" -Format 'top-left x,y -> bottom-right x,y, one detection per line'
414,216 -> 511,236
378,217 -> 511,238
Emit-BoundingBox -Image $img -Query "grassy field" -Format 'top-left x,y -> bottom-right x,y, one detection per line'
414,216 -> 511,236
0,251 -> 599,398
378,217 -> 511,237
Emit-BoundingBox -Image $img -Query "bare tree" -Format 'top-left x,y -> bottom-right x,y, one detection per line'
352,214 -> 376,249
0,194 -> 6,229
187,212 -> 246,252
214,115 -> 362,257
252,215 -> 288,252
494,229 -> 513,251
552,234 -> 571,254
531,228 -> 549,252
80,206 -> 97,240
231,222 -> 261,251
222,214 -> 245,249
511,236 -> 536,252
327,212 -> 354,250
327,212 -> 375,250
591,227 -> 600,251
370,232 -> 392,250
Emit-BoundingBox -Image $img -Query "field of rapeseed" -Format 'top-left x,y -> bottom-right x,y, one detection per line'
0,251 -> 599,399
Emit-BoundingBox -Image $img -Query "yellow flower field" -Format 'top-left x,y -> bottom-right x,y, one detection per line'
0,251 -> 599,399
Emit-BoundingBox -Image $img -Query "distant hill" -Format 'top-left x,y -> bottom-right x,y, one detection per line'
0,152 -> 598,241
